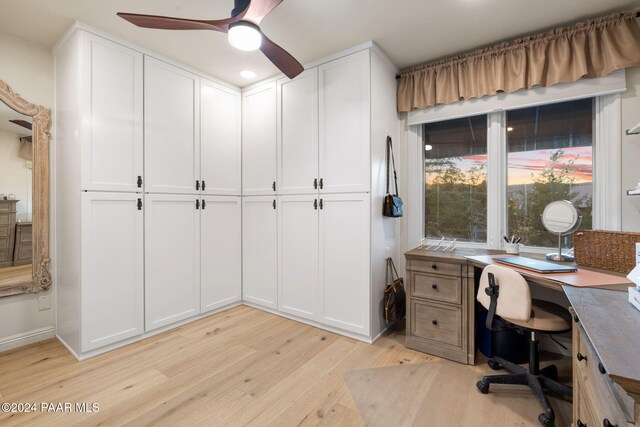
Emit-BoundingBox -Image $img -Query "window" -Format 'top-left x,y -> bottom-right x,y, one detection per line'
506,99 -> 593,247
422,98 -> 595,248
424,115 -> 487,243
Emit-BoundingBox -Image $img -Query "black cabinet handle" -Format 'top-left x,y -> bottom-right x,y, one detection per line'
603,419 -> 616,427
196,180 -> 200,190
432,284 -> 438,289
431,263 -> 438,270
577,353 -> 587,362
313,199 -> 318,210
272,181 -> 276,192
137,176 -> 142,188
196,199 -> 200,209
432,320 -> 438,325
598,362 -> 606,375
313,178 -> 318,189
577,420 -> 586,427
319,199 -> 323,210
272,200 -> 276,209
137,198 -> 142,210
202,180 -> 206,191
201,199 -> 206,210
319,178 -> 324,189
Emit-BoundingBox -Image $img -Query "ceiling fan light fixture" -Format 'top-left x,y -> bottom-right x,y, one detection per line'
228,21 -> 262,51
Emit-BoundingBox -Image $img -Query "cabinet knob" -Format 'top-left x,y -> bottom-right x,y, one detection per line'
431,263 -> 437,270
598,362 -> 606,375
319,178 -> 323,189
313,178 -> 318,189
202,180 -> 206,191
137,175 -> 143,188
576,353 -> 587,362
272,181 -> 276,192
432,320 -> 438,326
602,419 -> 616,427
577,420 -> 586,427
313,199 -> 318,210
432,284 -> 438,289
196,180 -> 200,190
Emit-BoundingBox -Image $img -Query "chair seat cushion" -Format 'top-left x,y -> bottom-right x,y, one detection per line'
503,299 -> 571,332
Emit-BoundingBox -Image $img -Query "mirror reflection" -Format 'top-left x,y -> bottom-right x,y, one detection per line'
0,102 -> 33,289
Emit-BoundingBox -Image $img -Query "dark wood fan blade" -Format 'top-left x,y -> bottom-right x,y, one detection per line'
117,12 -> 236,32
9,119 -> 32,130
259,32 -> 303,79
242,0 -> 285,25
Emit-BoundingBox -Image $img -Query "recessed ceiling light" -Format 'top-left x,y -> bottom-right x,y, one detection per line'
507,127 -> 514,132
240,70 -> 257,79
425,144 -> 433,151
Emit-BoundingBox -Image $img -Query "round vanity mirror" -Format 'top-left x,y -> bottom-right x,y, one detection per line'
541,200 -> 581,262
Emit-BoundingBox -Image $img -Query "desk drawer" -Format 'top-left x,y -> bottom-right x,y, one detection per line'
575,326 -> 633,426
410,300 -> 462,348
576,378 -> 598,427
411,272 -> 461,304
408,259 -> 461,277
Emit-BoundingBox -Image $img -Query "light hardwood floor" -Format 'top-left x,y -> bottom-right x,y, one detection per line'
0,264 -> 31,288
0,306 -> 569,426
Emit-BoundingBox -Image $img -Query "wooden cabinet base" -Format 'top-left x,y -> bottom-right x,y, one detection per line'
405,336 -> 469,364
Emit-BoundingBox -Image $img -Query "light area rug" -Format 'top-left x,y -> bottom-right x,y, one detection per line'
344,360 -> 571,427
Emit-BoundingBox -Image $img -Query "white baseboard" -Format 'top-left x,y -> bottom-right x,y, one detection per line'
0,326 -> 56,353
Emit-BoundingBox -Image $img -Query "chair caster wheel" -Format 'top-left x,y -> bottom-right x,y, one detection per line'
487,359 -> 502,370
476,380 -> 489,394
538,413 -> 555,427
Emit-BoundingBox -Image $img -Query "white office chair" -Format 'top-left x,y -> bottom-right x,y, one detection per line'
476,264 -> 572,427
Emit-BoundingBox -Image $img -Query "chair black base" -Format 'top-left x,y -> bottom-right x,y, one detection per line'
476,347 -> 572,427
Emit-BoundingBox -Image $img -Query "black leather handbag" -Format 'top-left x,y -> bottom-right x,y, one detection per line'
383,136 -> 403,217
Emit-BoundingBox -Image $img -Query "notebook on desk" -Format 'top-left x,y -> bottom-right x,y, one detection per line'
494,257 -> 577,274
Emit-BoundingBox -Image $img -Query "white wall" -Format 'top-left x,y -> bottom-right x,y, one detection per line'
0,32 -> 55,351
621,66 -> 640,231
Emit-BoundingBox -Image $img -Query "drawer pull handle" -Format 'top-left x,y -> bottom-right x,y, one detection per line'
577,420 -> 586,427
431,263 -> 437,270
603,419 -> 616,427
432,284 -> 438,289
598,362 -> 606,375
432,320 -> 438,326
576,353 -> 587,362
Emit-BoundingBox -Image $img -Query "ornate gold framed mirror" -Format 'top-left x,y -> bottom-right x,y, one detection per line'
0,79 -> 51,297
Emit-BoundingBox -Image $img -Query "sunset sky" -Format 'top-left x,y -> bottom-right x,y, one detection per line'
426,146 -> 593,186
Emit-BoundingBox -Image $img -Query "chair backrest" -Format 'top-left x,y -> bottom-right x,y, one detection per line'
477,264 -> 532,322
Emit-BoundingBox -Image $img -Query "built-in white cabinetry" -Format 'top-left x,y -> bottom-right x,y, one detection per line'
201,80 -> 241,195
242,83 -> 277,195
80,34 -> 144,192
144,194 -> 201,331
242,196 -> 278,308
278,195 -> 319,320
319,193 -> 370,335
318,50 -> 371,194
80,192 -> 144,351
277,69 -> 319,195
144,57 -> 200,195
201,196 -> 242,312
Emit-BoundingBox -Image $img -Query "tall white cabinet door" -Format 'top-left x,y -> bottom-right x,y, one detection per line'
242,83 -> 277,195
319,50 -> 371,194
277,69 -> 319,195
319,193 -> 370,336
80,192 -> 144,351
145,194 -> 201,331
201,80 -> 241,195
145,57 -> 200,194
242,196 -> 278,308
201,196 -> 241,312
81,34 -> 143,192
278,195 -> 319,320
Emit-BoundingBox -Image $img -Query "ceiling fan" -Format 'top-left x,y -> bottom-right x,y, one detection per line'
117,0 -> 304,79
9,119 -> 32,143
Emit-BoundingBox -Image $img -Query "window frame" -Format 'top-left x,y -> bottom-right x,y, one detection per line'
406,76 -> 623,253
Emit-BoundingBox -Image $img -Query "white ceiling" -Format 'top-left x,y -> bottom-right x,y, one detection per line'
0,0 -> 639,87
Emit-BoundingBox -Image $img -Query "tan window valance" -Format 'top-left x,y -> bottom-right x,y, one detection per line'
397,10 -> 640,113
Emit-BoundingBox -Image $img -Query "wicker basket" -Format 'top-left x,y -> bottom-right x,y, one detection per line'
573,230 -> 640,273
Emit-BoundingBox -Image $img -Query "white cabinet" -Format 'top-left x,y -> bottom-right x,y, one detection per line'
80,192 -> 144,351
319,193 -> 370,335
81,34 -> 143,192
145,57 -> 200,194
201,196 -> 242,312
201,79 -> 241,195
277,69 -> 319,195
278,195 -> 319,320
145,194 -> 201,331
242,196 -> 278,308
319,50 -> 371,194
242,83 -> 277,195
